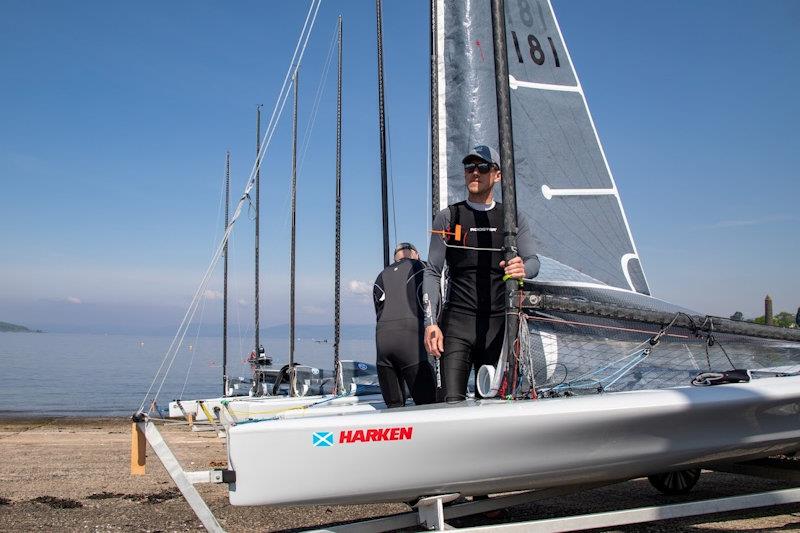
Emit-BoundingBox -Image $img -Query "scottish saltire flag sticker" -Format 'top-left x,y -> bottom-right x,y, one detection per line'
312,431 -> 334,447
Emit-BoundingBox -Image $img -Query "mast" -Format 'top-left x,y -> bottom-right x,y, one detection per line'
253,104 -> 263,396
376,0 -> 390,267
223,151 -> 230,396
429,0 -> 439,221
289,70 -> 299,396
489,0 -> 522,396
255,105 -> 262,360
334,15 -> 344,394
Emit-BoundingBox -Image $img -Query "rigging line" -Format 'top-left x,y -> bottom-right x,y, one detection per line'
553,342 -> 650,389
250,0 -> 323,216
386,120 -> 398,248
181,158 -> 230,398
525,315 -> 690,339
603,350 -> 650,390
148,277 -> 209,412
278,22 -> 334,234
230,234 -> 246,371
253,0 -> 322,182
297,20 -> 338,178
277,24 -> 336,233
378,16 -> 397,249
137,1 -> 323,413
181,290 -> 210,399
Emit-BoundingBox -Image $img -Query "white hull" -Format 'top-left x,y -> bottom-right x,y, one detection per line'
227,376 -> 800,506
168,393 -> 384,421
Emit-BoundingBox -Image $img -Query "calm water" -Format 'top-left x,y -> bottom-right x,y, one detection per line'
0,332 -> 375,417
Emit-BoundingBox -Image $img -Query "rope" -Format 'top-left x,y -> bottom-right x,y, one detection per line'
137,0 -> 323,414
296,20 -> 338,178
386,119 -> 398,248
179,293 -> 208,399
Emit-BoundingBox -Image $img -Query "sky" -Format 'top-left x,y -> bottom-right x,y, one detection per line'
1,0 -> 798,334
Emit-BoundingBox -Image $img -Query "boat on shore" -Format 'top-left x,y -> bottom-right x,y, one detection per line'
219,0 -> 800,507
135,0 -> 800,526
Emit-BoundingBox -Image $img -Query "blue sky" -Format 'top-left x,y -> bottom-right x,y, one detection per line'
1,0 -> 798,333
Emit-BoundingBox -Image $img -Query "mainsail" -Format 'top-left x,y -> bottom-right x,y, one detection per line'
434,0 -> 648,295
432,0 -> 800,395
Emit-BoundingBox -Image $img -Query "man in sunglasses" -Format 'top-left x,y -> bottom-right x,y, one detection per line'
423,144 -> 539,403
372,242 -> 437,408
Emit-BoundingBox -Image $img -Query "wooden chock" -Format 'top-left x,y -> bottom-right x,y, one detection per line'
130,422 -> 146,476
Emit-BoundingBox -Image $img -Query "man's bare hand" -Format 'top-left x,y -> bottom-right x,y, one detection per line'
500,256 -> 525,280
424,324 -> 444,357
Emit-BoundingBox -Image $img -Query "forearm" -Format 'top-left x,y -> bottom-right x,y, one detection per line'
423,210 -> 449,326
517,214 -> 540,278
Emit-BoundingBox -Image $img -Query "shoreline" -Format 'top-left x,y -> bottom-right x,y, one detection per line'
2,417 -> 800,532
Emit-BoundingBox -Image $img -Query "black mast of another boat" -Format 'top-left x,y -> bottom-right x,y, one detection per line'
334,15 -> 344,393
289,70 -> 299,396
223,151 -> 230,396
490,0 -> 522,396
376,0 -> 390,267
253,104 -> 263,396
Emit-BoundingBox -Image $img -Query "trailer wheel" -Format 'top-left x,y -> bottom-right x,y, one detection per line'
648,468 -> 701,495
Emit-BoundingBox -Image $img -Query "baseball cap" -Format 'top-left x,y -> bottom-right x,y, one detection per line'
462,144 -> 500,167
394,242 -> 418,255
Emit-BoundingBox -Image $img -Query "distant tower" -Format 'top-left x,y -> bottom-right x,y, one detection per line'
796,307 -> 799,328
765,295 -> 774,326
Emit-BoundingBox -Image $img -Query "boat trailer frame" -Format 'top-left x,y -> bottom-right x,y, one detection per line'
134,417 -> 800,532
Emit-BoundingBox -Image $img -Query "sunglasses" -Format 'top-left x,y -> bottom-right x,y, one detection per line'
464,162 -> 494,173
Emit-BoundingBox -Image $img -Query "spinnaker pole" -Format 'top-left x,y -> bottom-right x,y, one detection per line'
376,0 -> 390,267
334,16 -> 344,394
223,151 -> 230,396
490,0 -> 521,397
289,70 -> 299,397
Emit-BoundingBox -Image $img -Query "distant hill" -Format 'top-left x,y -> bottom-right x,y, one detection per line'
0,321 -> 41,333
262,324 -> 374,340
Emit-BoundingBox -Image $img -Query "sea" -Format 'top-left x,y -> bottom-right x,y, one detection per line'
0,332 -> 375,417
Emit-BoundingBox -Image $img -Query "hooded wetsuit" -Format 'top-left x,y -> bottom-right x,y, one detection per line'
373,258 -> 436,408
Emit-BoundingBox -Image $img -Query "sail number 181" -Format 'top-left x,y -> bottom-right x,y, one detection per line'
510,31 -> 560,67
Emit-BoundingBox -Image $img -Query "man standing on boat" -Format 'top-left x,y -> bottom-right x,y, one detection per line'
373,242 -> 437,408
423,144 -> 539,403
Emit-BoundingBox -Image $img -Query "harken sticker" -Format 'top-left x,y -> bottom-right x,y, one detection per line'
339,426 -> 413,444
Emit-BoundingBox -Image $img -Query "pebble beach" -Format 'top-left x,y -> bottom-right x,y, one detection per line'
2,417 -> 800,532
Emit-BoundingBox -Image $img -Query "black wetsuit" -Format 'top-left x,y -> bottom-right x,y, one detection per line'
423,201 -> 539,402
373,258 -> 436,408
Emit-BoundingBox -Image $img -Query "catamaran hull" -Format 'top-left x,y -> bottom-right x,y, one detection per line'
168,394 -> 383,421
227,376 -> 800,506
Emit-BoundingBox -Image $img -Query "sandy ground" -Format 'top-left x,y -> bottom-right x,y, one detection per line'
1,417 -> 800,532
